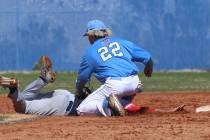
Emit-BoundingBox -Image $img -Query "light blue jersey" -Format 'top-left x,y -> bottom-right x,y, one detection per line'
76,36 -> 151,88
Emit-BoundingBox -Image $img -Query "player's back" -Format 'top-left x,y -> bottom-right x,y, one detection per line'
86,36 -> 139,82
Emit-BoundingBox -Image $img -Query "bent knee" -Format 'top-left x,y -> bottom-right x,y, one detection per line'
76,103 -> 98,116
77,102 -> 111,116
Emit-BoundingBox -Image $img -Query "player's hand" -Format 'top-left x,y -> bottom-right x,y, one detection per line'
144,58 -> 153,77
155,104 -> 186,113
144,66 -> 152,77
171,104 -> 186,112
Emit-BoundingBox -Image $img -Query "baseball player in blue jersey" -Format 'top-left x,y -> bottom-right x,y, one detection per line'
0,56 -> 83,116
76,19 -> 154,116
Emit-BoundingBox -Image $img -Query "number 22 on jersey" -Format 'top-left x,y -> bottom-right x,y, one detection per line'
98,42 -> 123,61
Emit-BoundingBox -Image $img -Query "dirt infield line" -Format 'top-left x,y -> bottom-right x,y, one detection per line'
0,113 -> 43,125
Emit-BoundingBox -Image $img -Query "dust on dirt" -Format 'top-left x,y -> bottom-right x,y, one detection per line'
0,92 -> 210,140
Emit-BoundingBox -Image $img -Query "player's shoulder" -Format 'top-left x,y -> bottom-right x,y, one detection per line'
108,36 -> 125,42
90,36 -> 133,48
108,37 -> 133,45
95,36 -> 131,45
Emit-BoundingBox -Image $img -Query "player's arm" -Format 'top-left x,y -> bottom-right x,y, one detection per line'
125,40 -> 153,77
125,103 -> 185,114
76,56 -> 93,99
154,104 -> 186,113
130,44 -> 151,64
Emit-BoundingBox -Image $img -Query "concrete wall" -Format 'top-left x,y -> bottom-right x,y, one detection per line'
0,0 -> 210,71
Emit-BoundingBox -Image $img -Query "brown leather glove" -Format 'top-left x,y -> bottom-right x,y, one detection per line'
144,58 -> 153,77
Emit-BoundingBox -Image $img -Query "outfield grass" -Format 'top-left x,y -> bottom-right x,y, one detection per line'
0,116 -> 7,121
141,72 -> 210,92
0,71 -> 210,95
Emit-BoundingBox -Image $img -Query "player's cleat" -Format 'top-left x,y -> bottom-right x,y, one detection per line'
135,83 -> 143,93
108,94 -> 126,116
0,76 -> 18,88
39,56 -> 56,83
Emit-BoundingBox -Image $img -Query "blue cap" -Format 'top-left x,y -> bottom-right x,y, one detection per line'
86,20 -> 107,31
84,20 -> 108,36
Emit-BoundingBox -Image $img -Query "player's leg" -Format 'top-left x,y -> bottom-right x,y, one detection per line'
77,84 -> 112,116
24,89 -> 75,116
20,56 -> 56,100
0,75 -> 54,113
77,75 -> 139,116
0,76 -> 19,102
77,87 -> 128,116
107,75 -> 140,116
1,56 -> 56,113
20,78 -> 47,100
107,94 -> 126,116
0,76 -> 26,113
117,81 -> 157,114
105,75 -> 139,98
118,84 -> 152,114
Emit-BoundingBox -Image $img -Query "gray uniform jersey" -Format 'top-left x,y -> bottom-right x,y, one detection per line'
15,78 -> 75,116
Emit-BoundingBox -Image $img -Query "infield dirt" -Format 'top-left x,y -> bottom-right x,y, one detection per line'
0,92 -> 210,140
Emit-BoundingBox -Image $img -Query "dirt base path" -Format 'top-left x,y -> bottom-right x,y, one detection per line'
0,92 -> 210,140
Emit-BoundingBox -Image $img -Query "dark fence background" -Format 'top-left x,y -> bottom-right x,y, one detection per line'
0,0 -> 210,71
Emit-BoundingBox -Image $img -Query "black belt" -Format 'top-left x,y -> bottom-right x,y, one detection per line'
66,97 -> 83,116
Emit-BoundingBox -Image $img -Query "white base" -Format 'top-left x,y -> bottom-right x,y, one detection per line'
196,105 -> 210,113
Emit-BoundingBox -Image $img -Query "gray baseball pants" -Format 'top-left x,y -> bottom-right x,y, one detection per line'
10,78 -> 75,116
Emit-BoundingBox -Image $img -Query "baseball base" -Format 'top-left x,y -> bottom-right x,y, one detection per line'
196,105 -> 210,113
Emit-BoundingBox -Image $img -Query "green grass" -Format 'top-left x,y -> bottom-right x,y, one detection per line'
0,71 -> 210,95
0,116 -> 7,121
140,72 -> 210,92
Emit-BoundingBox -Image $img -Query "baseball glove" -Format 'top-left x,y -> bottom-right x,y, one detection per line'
144,58 -> 153,77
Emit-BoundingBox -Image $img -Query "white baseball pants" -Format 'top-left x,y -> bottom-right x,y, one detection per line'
77,75 -> 139,116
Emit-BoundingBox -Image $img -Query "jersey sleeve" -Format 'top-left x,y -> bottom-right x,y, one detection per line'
76,56 -> 93,91
123,40 -> 151,65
